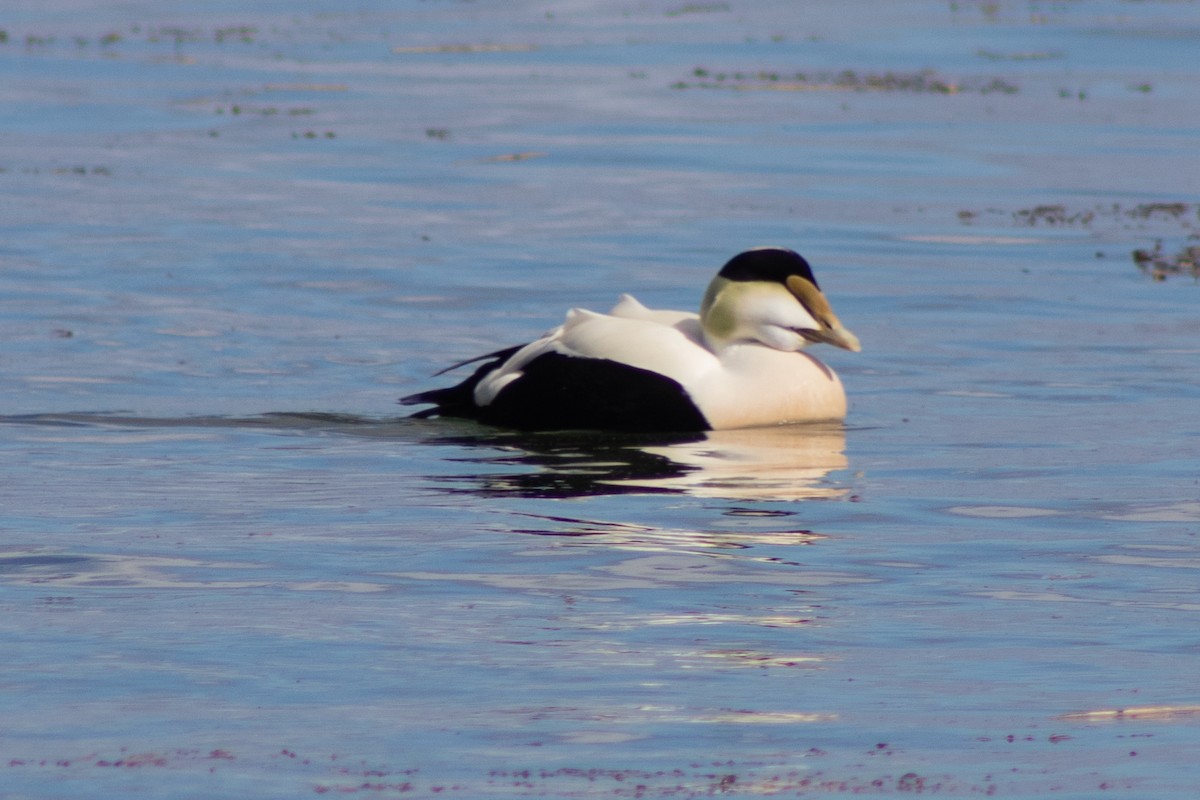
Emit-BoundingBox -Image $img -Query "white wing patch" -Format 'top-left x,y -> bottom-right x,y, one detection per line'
473,297 -> 716,407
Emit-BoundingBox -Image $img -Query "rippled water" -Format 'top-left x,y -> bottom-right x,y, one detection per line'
3,1 -> 1200,797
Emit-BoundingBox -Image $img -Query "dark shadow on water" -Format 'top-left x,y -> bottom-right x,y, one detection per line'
423,427 -> 708,498
409,420 -> 852,501
0,412 -> 851,501
0,410 -> 703,498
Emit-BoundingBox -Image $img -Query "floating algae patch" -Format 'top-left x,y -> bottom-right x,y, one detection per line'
955,201 -> 1199,279
0,22 -> 260,50
1006,201 -> 1196,228
1133,239 -> 1200,281
953,201 -> 1196,229
1059,705 -> 1200,722
391,42 -> 536,54
672,67 -> 1018,94
975,48 -> 1065,62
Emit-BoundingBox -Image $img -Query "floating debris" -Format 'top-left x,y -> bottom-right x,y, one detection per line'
213,25 -> 257,44
1133,239 -> 1200,281
1059,705 -> 1200,722
143,25 -> 257,44
0,165 -> 112,176
1013,204 -> 1094,226
479,151 -> 546,163
2,22 -> 258,52
956,201 -> 1196,229
955,202 -> 1198,281
672,67 -> 1018,94
976,48 -> 1063,61
665,2 -> 731,16
392,43 -> 536,54
215,104 -> 315,116
1129,201 -> 1189,220
263,83 -> 348,93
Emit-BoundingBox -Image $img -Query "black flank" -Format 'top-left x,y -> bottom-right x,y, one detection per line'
480,352 -> 710,432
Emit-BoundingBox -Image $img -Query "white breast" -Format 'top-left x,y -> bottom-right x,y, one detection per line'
689,344 -> 847,429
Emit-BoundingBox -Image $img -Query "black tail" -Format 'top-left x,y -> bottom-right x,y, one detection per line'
400,345 -> 523,419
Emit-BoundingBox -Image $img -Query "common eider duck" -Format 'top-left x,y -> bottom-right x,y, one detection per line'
401,247 -> 860,432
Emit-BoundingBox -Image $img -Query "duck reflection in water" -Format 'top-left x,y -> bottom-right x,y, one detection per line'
423,422 -> 849,501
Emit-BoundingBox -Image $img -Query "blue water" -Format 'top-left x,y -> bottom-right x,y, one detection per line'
2,2 -> 1200,797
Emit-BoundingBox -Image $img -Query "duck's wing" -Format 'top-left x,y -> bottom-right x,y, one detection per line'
402,306 -> 718,431
475,307 -> 714,406
464,308 -> 715,431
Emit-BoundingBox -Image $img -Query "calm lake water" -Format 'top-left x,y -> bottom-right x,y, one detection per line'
3,1 -> 1200,797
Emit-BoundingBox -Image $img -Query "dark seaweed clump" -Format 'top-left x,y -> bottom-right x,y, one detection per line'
1007,202 -> 1193,228
1133,240 -> 1200,281
957,202 -> 1198,280
673,67 -> 1018,94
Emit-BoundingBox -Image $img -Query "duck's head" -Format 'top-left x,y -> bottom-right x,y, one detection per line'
700,247 -> 861,354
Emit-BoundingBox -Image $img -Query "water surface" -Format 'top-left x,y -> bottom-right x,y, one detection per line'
2,2 -> 1200,797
